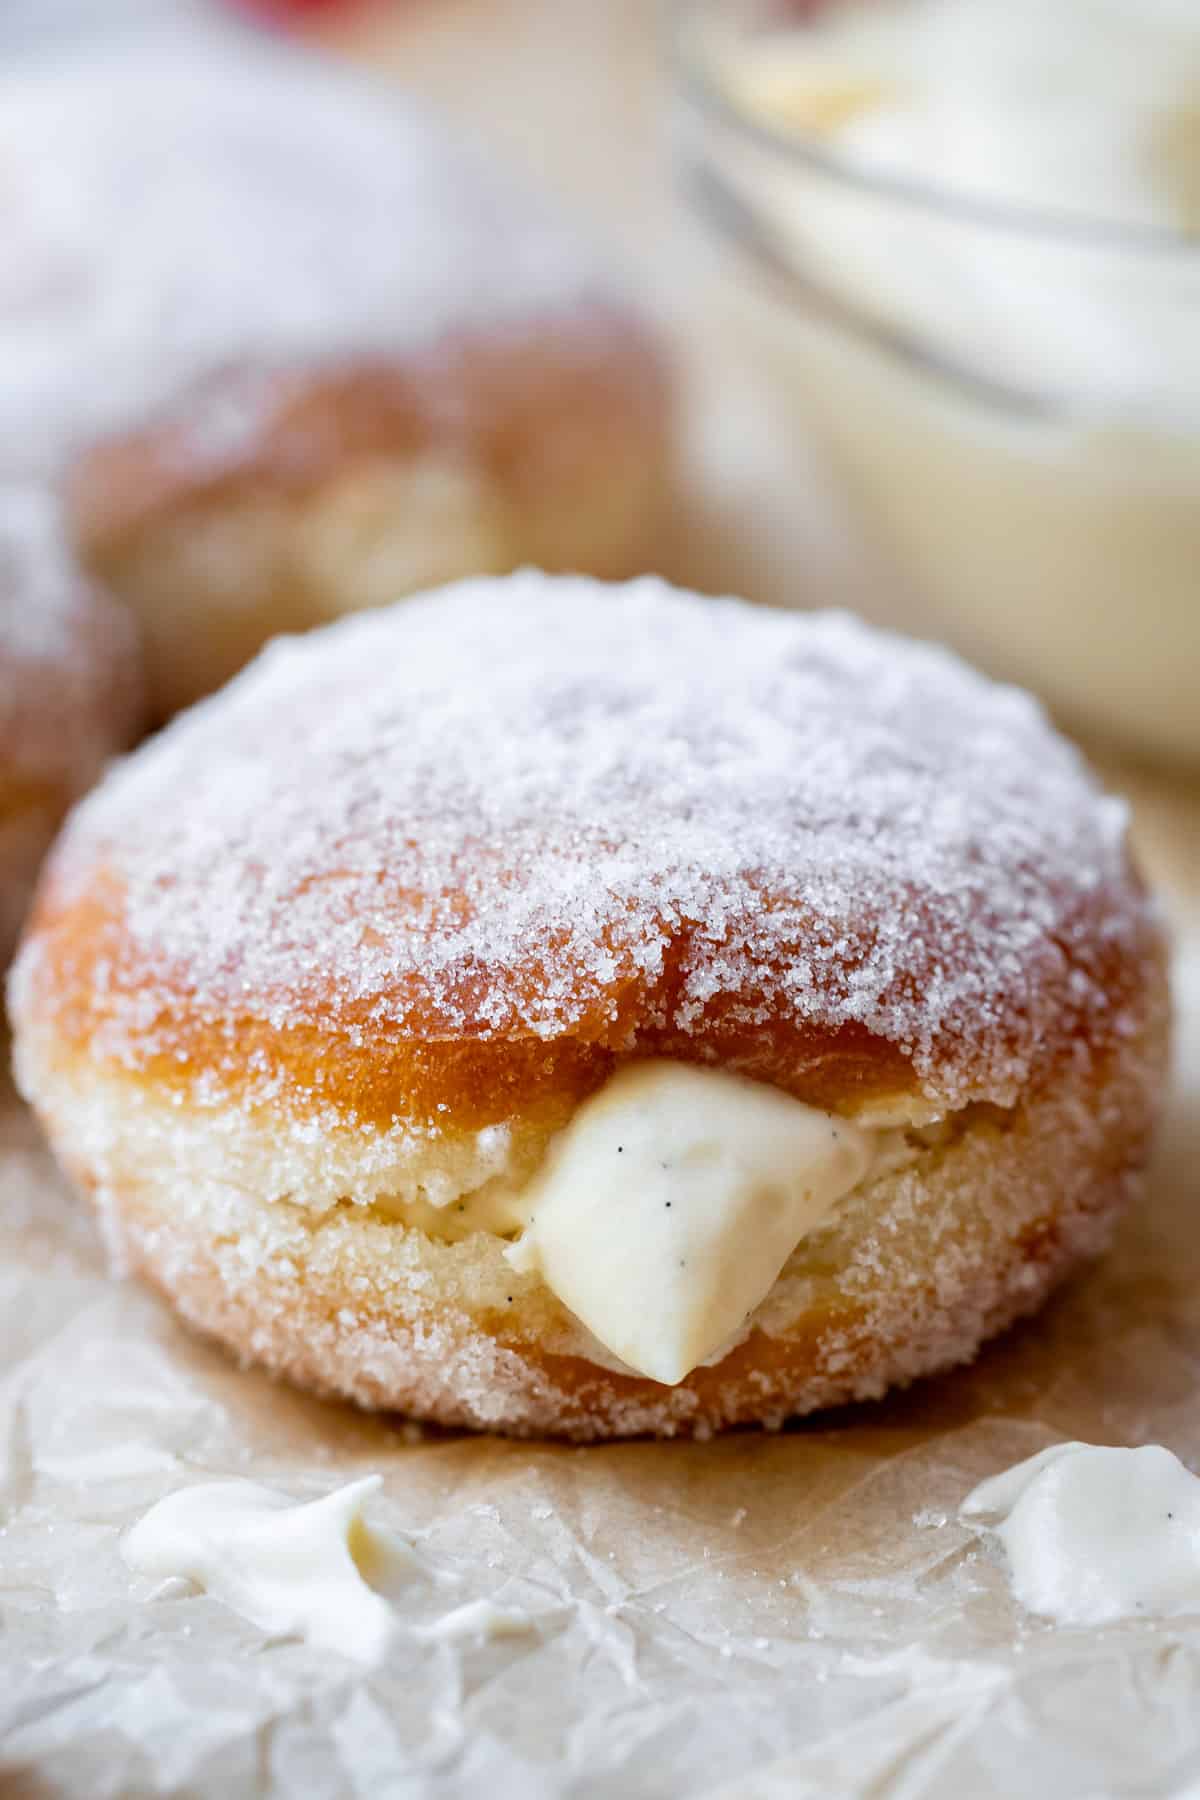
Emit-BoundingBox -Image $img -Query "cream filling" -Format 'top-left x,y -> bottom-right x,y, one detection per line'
372,1060 -> 935,1385
503,1060 -> 895,1385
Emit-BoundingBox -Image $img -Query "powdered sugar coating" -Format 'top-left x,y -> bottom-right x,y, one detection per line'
40,575 -> 1149,1109
0,46 -> 620,483
0,486 -> 142,791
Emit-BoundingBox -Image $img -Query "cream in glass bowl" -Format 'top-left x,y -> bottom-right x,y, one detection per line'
673,0 -> 1200,761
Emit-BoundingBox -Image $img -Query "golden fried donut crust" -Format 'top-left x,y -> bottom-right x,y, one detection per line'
13,578 -> 1162,1133
8,578 -> 1169,1436
16,877 -> 1153,1136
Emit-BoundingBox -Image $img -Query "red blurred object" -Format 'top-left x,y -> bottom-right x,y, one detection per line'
225,0 -> 357,24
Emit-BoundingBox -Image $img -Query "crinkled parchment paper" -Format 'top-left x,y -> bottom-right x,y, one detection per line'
0,778 -> 1198,1800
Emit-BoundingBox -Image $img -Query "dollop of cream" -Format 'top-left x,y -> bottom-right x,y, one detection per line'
705,0 -> 1200,761
961,1442 -> 1200,1625
121,1476 -> 409,1662
506,1060 -> 876,1385
733,0 -> 1200,234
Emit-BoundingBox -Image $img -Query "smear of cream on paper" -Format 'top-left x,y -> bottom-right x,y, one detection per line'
122,1475 -> 540,1664
122,1475 -> 410,1662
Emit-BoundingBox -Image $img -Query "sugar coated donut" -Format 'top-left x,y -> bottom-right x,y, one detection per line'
8,576 -> 1168,1438
0,49 -> 669,719
0,488 -> 141,963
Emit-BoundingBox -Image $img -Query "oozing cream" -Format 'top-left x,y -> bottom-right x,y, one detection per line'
961,1442 -> 1200,1625
505,1061 -> 879,1385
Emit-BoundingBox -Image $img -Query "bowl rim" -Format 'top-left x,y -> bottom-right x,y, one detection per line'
669,0 -> 1200,258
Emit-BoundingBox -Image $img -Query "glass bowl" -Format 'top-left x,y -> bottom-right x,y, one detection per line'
671,0 -> 1200,763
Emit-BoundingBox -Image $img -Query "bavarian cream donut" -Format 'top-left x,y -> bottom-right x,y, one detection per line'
8,575 -> 1168,1439
0,488 -> 141,962
0,49 -> 669,720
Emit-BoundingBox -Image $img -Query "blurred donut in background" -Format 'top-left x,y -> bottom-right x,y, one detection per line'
0,48 -> 671,720
0,489 -> 142,963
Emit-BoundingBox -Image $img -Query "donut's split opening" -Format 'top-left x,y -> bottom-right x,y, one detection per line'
14,1016 -> 984,1392
374,1059 -> 954,1387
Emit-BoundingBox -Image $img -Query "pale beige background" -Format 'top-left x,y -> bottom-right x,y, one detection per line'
330,0 -> 904,618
